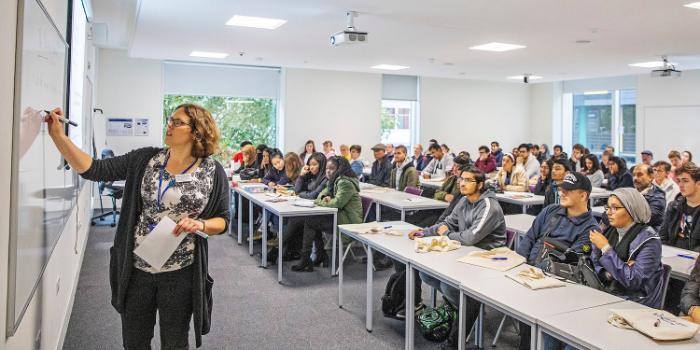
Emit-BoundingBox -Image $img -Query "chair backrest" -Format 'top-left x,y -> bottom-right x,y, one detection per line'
505,230 -> 516,249
101,148 -> 115,159
659,264 -> 673,309
361,196 -> 374,222
404,186 -> 422,196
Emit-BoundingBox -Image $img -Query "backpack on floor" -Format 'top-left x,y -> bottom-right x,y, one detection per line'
381,270 -> 406,318
417,303 -> 455,342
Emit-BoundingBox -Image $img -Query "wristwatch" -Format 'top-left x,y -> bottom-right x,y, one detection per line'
197,219 -> 206,232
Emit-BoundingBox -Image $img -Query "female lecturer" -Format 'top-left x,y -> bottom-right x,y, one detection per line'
45,104 -> 229,349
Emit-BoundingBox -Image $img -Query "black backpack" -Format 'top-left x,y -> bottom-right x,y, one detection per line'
381,271 -> 406,319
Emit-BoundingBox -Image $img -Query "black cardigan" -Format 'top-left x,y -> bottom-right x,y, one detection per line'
80,147 -> 230,348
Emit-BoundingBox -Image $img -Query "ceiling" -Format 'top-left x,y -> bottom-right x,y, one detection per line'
97,0 -> 700,82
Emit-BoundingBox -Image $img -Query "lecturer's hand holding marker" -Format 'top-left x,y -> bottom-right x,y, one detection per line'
43,108 -> 78,130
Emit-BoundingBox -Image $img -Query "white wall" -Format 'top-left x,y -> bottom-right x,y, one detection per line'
528,82 -> 564,148
636,69 -> 700,158
1,1 -> 94,349
420,77 -> 531,155
283,68 -> 382,160
95,48 -> 164,156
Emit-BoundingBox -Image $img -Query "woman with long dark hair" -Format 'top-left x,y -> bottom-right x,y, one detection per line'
607,156 -> 633,190
300,140 -> 316,164
292,156 -> 363,272
583,154 -> 604,187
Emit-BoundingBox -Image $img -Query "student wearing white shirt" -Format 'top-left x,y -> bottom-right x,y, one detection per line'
517,143 -> 541,179
652,160 -> 680,208
422,143 -> 454,179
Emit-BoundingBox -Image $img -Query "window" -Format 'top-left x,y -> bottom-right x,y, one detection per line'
163,95 -> 277,162
381,100 -> 416,146
569,89 -> 636,162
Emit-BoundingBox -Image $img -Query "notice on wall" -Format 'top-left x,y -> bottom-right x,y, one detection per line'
135,118 -> 149,136
106,118 -> 133,136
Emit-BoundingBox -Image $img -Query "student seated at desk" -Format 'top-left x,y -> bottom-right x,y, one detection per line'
495,153 -> 528,192
516,172 -> 599,350
268,152 -> 328,263
631,164 -> 666,232
408,166 -> 506,349
606,156 -> 633,190
681,256 -> 700,324
389,145 -> 419,191
367,143 -> 392,187
531,160 -> 551,196
260,152 -> 302,235
542,158 -> 571,207
660,163 -> 700,314
349,144 -> 364,178
474,145 -> 496,173
233,144 -> 259,176
582,154 -> 604,188
422,143 -> 454,179
652,160 -> 680,209
590,188 -> 664,307
292,156 -> 362,272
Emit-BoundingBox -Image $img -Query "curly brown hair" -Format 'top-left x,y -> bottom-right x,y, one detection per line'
175,103 -> 220,158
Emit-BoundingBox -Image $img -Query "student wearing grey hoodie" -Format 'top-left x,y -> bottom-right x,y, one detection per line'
408,166 -> 506,349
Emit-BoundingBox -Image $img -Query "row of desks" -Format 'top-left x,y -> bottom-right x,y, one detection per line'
504,214 -> 699,281
338,221 -> 700,350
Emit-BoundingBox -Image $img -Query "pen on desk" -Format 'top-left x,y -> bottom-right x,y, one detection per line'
491,257 -> 508,261
383,225 -> 393,229
43,110 -> 79,127
677,254 -> 696,260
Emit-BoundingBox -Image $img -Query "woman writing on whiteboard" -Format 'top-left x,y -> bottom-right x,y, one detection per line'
44,104 -> 229,349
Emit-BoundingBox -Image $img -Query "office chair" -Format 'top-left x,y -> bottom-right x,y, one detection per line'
91,149 -> 123,227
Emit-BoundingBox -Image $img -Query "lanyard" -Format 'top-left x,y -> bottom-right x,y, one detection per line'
156,152 -> 198,212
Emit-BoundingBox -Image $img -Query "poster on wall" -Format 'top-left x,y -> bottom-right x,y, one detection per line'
106,117 -> 133,136
135,118 -> 149,136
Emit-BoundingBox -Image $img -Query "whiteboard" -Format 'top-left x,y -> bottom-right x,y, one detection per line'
8,0 -> 69,336
642,106 -> 700,159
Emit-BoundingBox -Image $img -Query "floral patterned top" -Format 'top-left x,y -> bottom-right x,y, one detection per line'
133,149 -> 214,273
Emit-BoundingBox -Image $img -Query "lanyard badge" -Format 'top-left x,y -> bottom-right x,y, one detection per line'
156,152 -> 198,213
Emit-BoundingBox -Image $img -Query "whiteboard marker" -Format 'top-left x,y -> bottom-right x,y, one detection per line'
43,110 -> 79,127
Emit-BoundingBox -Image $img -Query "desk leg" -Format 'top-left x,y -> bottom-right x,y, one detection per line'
530,321 -> 537,350
376,203 -> 382,222
261,210 -> 268,267
249,200 -> 254,255
522,205 -> 527,214
338,229 -> 344,307
405,264 -> 415,350
401,209 -> 406,222
237,193 -> 243,245
331,213 -> 337,277
228,189 -> 234,237
430,287 -> 437,308
458,290 -> 466,350
477,303 -> 484,349
536,326 -> 544,350
366,246 -> 373,332
277,216 -> 284,284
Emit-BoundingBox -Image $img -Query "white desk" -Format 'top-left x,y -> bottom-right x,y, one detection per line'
233,184 -> 338,283
362,166 -> 372,177
360,188 -> 447,221
591,205 -> 604,218
495,192 -> 544,214
337,222 -> 420,350
662,245 -> 698,281
459,272 -> 623,350
537,300 -> 700,350
504,214 -> 536,248
589,188 -> 612,207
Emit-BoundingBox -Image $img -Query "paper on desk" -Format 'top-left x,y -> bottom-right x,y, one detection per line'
457,247 -> 525,271
133,216 -> 187,272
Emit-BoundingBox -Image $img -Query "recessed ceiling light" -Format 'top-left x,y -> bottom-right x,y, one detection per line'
629,61 -> 677,68
470,42 -> 526,52
507,75 -> 542,80
684,2 -> 700,10
584,90 -> 610,95
190,51 -> 228,59
226,15 -> 287,30
371,64 -> 409,71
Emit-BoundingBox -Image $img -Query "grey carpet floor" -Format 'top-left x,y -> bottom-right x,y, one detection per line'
63,220 -> 520,349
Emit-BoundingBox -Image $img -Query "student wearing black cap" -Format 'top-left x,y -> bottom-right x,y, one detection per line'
516,172 -> 599,349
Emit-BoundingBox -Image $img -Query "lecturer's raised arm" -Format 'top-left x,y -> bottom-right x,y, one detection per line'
45,107 -> 93,174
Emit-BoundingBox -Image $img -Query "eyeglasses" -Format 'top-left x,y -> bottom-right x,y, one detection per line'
459,178 -> 477,184
604,205 -> 626,213
166,116 -> 192,128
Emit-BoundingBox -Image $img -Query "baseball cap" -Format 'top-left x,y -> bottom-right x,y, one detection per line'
371,143 -> 386,151
560,172 -> 592,193
641,150 -> 653,156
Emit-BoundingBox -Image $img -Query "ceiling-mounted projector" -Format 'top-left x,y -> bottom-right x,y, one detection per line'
651,57 -> 681,78
330,11 -> 368,46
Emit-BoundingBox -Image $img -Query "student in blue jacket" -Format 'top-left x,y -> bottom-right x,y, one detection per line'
544,188 -> 664,350
516,172 -> 599,349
